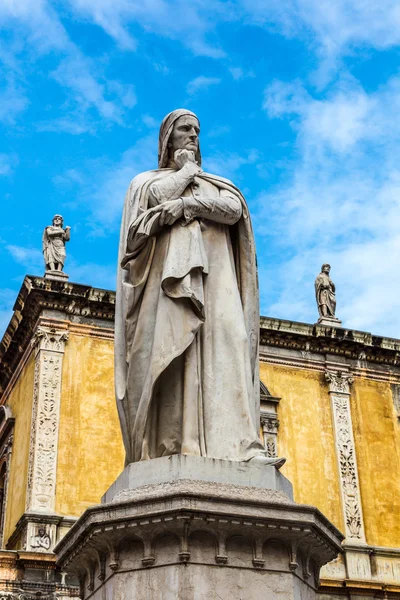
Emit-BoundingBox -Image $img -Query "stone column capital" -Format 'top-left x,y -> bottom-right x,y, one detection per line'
31,325 -> 69,354
325,370 -> 354,394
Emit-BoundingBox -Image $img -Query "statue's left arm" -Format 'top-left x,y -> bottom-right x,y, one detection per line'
63,227 -> 71,242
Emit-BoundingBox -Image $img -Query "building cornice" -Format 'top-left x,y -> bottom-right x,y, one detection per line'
2,276 -> 400,399
0,276 -> 115,398
260,316 -> 400,367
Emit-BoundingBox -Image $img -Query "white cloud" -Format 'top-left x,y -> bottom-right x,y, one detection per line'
50,52 -> 136,124
241,0 -> 400,82
187,76 -> 221,96
4,242 -> 116,292
229,67 -> 255,80
67,259 -> 116,289
0,77 -> 28,124
0,0 -> 136,131
54,133 -> 157,230
204,149 -> 259,180
6,245 -> 44,272
258,75 -> 400,336
65,0 -> 227,58
0,154 -> 18,176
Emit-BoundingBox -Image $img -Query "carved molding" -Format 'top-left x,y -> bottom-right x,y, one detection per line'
325,370 -> 365,542
26,326 -> 68,516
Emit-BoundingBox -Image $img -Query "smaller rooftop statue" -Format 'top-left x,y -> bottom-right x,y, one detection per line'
315,263 -> 342,327
42,214 -> 70,281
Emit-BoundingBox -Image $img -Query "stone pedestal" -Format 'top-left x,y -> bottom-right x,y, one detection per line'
44,270 -> 69,282
316,316 -> 342,328
55,456 -> 343,600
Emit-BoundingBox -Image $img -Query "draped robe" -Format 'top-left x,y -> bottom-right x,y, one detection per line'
115,168 -> 266,464
315,273 -> 336,317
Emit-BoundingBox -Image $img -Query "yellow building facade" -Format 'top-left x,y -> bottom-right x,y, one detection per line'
0,276 -> 399,598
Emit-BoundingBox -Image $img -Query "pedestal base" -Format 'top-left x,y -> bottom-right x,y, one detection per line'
44,270 -> 69,282
316,316 -> 342,328
55,457 -> 343,600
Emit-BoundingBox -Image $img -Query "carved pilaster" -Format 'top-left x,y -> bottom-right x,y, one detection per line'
260,413 -> 279,458
26,326 -> 69,519
325,370 -> 365,543
260,382 -> 281,459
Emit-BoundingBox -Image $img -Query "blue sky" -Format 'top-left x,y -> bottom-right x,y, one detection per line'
1,0 -> 400,337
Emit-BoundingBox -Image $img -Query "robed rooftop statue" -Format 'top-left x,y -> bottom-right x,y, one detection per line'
115,109 -> 285,469
315,263 -> 342,327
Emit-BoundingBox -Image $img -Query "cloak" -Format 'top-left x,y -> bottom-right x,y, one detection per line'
115,169 -> 260,463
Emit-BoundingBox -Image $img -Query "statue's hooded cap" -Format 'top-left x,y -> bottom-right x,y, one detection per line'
158,109 -> 201,168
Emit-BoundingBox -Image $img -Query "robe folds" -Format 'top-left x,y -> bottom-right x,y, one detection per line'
42,227 -> 67,267
115,168 -> 266,464
315,273 -> 336,317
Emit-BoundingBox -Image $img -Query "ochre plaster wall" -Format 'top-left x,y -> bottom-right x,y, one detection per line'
56,332 -> 124,516
351,378 -> 400,548
3,354 -> 35,544
260,363 -> 343,533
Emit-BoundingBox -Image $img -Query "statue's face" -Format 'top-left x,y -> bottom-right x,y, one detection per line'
169,115 -> 200,154
53,216 -> 62,227
323,265 -> 330,274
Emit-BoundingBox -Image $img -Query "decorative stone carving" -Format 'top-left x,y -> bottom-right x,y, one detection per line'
391,383 -> 400,418
260,413 -> 279,458
325,370 -> 354,394
325,370 -> 365,542
26,326 -> 68,516
260,381 -> 281,459
30,527 -> 51,552
0,406 -> 14,547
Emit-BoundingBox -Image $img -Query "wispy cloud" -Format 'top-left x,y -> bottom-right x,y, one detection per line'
241,0 -> 400,83
66,0 -> 227,58
54,133 -> 157,230
187,76 -> 221,96
6,245 -> 43,272
204,149 -> 259,180
257,74 -> 400,335
0,154 -> 18,176
0,76 -> 28,124
5,243 -> 116,291
0,0 -> 136,132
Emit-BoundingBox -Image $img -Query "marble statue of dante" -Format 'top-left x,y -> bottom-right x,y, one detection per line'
315,263 -> 336,318
115,109 -> 284,468
42,214 -> 70,272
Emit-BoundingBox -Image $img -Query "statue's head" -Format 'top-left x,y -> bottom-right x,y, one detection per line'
38,528 -> 45,536
52,214 -> 63,227
158,109 -> 201,168
322,263 -> 331,274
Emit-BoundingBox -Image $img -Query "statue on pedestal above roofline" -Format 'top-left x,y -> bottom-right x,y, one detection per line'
42,214 -> 70,280
315,263 -> 342,327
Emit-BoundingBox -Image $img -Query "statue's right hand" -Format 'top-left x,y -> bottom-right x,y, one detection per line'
174,149 -> 198,169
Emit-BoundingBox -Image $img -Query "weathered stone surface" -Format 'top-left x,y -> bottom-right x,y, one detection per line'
56,459 -> 343,600
102,454 -> 293,503
115,109 -> 285,468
